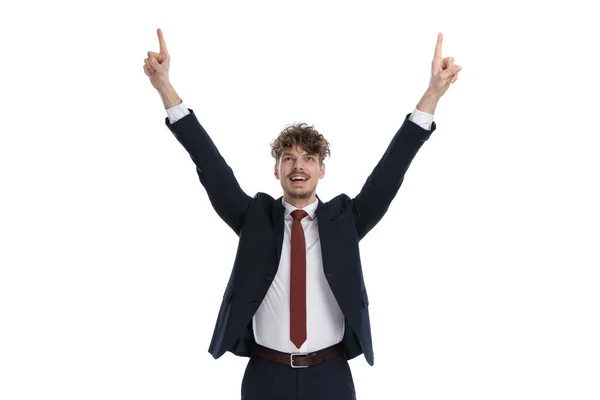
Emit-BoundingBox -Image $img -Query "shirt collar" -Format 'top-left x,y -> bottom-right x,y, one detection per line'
281,197 -> 319,220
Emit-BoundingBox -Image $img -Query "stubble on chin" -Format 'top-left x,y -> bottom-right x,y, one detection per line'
286,190 -> 310,200
285,186 -> 313,200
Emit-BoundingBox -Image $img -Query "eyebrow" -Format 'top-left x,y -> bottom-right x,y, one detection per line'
281,153 -> 317,157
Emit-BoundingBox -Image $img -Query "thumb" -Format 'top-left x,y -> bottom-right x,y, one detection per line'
149,56 -> 161,70
442,56 -> 454,69
148,51 -> 162,61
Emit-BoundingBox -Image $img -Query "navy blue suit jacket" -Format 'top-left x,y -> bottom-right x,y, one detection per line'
165,110 -> 436,365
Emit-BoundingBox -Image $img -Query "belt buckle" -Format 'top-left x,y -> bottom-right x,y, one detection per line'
290,352 -> 309,368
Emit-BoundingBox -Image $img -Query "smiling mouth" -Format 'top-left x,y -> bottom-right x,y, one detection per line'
289,175 -> 308,181
289,176 -> 309,186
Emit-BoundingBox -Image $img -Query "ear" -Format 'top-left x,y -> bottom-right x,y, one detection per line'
319,161 -> 325,179
274,163 -> 279,179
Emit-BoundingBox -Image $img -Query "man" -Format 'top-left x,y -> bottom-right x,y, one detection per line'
143,28 -> 461,399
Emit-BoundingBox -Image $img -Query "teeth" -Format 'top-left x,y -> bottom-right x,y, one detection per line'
290,176 -> 307,181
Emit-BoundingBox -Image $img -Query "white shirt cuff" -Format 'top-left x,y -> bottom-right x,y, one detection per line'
166,101 -> 189,124
409,107 -> 434,130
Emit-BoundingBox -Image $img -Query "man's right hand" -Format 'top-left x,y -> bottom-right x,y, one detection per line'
143,28 -> 171,91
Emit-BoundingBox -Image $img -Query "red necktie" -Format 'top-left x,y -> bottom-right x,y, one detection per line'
290,209 -> 308,349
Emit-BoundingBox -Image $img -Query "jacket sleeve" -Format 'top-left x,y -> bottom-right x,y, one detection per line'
165,109 -> 252,236
351,113 -> 436,241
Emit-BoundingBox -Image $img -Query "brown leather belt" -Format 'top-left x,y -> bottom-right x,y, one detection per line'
253,342 -> 344,368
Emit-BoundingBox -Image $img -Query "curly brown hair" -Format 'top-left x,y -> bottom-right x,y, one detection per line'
270,122 -> 331,166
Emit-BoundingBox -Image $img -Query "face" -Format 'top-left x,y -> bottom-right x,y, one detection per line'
274,144 -> 325,202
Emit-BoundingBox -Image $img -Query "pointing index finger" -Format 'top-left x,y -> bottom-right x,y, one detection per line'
157,28 -> 168,54
434,32 -> 443,61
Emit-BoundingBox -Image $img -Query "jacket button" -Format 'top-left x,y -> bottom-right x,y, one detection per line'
252,301 -> 258,307
327,272 -> 333,277
266,275 -> 273,281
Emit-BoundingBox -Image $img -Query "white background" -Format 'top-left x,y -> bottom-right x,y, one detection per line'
1,0 -> 599,399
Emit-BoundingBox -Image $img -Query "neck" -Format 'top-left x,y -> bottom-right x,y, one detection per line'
283,193 -> 317,209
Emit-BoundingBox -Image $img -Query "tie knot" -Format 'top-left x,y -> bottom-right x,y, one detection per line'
291,209 -> 308,220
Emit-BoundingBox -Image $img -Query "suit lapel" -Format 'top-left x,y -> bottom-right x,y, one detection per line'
315,194 -> 324,214
272,197 -> 285,264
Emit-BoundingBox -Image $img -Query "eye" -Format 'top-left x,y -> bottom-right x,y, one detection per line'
284,157 -> 292,161
307,157 -> 314,161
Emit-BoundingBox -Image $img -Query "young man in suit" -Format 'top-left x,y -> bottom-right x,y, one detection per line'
143,28 -> 460,400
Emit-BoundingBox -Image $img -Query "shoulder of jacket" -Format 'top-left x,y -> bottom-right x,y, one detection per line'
253,192 -> 275,202
329,193 -> 351,205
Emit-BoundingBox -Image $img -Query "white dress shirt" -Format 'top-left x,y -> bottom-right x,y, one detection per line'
253,197 -> 346,353
165,101 -> 435,353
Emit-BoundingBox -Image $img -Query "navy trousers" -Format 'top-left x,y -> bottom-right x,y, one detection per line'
241,354 -> 356,399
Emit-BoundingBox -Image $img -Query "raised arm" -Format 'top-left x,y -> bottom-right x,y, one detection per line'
350,111 -> 435,241
144,28 -> 252,235
351,33 -> 461,240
